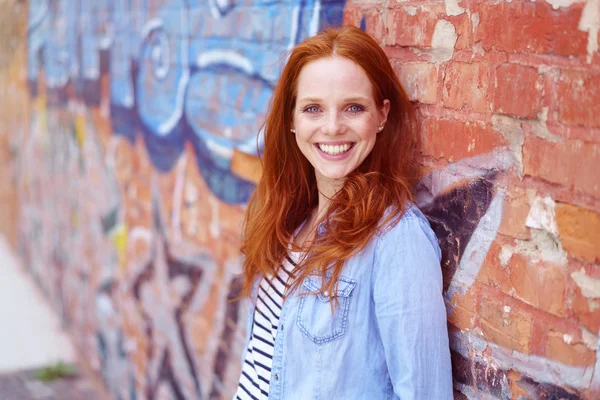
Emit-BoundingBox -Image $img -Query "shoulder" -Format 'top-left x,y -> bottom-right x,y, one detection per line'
371,202 -> 442,282
375,202 -> 441,258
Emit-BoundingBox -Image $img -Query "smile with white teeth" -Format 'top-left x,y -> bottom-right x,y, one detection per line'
318,143 -> 352,156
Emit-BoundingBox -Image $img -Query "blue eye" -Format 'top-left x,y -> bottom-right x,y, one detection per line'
348,104 -> 364,113
304,105 -> 320,113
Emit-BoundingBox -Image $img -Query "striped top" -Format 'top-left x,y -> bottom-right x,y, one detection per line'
234,253 -> 298,400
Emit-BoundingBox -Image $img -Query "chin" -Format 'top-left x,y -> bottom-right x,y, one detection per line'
319,170 -> 352,181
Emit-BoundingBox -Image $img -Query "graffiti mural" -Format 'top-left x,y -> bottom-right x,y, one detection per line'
27,0 -> 345,204
22,0 -> 345,399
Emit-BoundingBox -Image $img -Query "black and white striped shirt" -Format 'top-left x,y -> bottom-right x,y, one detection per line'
234,253 -> 298,400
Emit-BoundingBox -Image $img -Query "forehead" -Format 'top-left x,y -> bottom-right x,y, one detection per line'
296,56 -> 374,100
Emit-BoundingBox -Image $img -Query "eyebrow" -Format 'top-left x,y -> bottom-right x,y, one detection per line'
296,96 -> 371,104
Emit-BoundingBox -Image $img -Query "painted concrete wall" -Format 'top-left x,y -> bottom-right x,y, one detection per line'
1,0 -> 599,398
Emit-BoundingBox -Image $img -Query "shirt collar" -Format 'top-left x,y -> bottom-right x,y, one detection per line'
317,220 -> 327,237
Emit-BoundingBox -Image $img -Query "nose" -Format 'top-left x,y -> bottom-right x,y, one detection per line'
323,110 -> 343,135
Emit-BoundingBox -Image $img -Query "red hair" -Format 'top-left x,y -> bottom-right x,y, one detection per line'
240,26 -> 417,301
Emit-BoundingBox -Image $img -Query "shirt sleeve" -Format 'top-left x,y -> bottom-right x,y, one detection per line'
372,213 -> 453,399
239,275 -> 260,367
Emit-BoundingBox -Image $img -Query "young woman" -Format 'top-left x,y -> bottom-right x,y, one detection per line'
234,26 -> 453,399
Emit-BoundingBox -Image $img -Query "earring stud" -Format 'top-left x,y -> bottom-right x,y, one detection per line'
291,128 -> 296,133
378,126 -> 383,131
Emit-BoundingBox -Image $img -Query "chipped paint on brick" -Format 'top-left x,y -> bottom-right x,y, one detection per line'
545,0 -> 586,10
445,0 -> 465,16
508,195 -> 570,265
571,269 -> 600,299
581,328 -> 598,350
427,20 -> 458,63
564,333 -> 574,344
514,229 -> 568,265
403,6 -> 418,16
525,108 -> 563,142
499,245 -> 513,267
578,0 -> 600,64
526,195 -> 559,238
491,115 -> 524,177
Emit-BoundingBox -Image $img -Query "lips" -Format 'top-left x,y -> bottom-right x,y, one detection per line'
316,142 -> 355,156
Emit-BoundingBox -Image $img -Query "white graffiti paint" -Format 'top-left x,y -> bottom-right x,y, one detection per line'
447,191 -> 504,300
451,331 -> 596,389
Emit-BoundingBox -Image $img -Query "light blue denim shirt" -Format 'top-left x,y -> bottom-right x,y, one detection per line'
241,204 -> 453,399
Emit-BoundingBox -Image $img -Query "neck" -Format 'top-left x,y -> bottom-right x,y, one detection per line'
312,197 -> 328,231
315,175 -> 344,217
313,179 -> 343,230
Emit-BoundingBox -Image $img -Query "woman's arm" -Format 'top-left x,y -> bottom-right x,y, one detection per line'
372,212 -> 453,399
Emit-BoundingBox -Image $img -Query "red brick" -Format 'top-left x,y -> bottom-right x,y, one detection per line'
523,136 -> 600,197
479,295 -> 533,353
363,8 -> 386,44
546,330 -> 596,367
478,242 -> 512,290
421,119 -> 505,161
571,283 -> 600,333
475,1 -> 588,56
508,256 -> 567,317
498,184 -> 530,240
493,64 -> 543,119
584,389 -> 600,400
395,62 -> 438,104
556,69 -> 600,128
448,13 -> 471,51
530,318 -> 550,356
342,6 -> 362,27
382,6 -> 442,47
443,61 -> 489,113
479,245 -> 568,317
555,203 -> 600,263
547,123 -> 600,144
449,289 -> 478,331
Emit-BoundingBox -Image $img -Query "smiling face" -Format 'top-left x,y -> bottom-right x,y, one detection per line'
292,56 -> 390,197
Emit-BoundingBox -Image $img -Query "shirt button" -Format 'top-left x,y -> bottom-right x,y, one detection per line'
275,374 -> 279,381
280,324 -> 284,331
323,290 -> 330,297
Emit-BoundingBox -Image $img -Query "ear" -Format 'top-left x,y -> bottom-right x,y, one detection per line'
379,99 -> 391,129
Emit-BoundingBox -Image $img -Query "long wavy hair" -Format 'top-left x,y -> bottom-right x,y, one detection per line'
240,25 -> 417,302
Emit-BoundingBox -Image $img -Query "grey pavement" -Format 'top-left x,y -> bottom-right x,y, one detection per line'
0,234 -> 108,399
0,368 -> 104,400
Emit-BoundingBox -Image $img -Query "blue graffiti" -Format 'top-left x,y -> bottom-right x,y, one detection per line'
27,0 -> 346,204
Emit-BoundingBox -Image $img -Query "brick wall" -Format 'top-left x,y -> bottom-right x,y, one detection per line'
4,0 -> 599,398
343,0 -> 600,397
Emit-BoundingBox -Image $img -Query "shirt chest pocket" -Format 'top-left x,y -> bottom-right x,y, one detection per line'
296,275 -> 357,345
